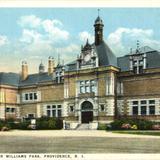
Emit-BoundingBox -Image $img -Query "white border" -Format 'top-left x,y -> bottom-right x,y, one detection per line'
0,0 -> 160,7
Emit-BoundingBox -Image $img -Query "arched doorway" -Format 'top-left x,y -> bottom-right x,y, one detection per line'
81,101 -> 93,123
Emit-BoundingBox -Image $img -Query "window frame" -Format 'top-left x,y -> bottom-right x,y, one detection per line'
46,104 -> 62,118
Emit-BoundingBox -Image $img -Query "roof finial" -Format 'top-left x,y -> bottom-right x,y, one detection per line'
98,9 -> 100,17
136,40 -> 140,53
86,38 -> 89,44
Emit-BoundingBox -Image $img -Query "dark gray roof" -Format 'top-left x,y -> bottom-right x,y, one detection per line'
94,16 -> 103,25
117,46 -> 160,71
19,72 -> 53,87
0,72 -> 20,87
66,41 -> 117,71
95,41 -> 117,67
0,71 -> 54,87
66,61 -> 77,71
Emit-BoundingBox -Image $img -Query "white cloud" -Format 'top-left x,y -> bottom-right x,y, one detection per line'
0,35 -> 9,46
20,29 -> 43,43
18,15 -> 41,28
79,31 -> 94,44
107,27 -> 160,56
43,19 -> 69,41
18,15 -> 69,43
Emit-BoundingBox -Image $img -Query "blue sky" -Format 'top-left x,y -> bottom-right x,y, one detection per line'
0,8 -> 160,73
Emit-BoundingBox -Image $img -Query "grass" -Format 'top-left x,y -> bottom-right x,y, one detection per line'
113,130 -> 160,136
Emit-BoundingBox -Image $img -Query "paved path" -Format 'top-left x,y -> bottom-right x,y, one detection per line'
0,130 -> 160,153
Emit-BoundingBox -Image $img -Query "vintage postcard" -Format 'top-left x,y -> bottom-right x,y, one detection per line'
0,1 -> 160,160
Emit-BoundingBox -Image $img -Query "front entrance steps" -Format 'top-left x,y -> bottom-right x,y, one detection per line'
76,123 -> 90,130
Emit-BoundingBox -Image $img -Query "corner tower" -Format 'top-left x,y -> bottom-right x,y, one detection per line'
94,11 -> 104,46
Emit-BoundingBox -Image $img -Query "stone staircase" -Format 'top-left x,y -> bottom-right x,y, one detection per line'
76,123 -> 90,130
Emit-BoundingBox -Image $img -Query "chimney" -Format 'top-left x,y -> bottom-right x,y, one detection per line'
21,61 -> 28,80
48,56 -> 54,75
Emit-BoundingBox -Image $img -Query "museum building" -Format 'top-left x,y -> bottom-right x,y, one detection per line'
0,15 -> 160,129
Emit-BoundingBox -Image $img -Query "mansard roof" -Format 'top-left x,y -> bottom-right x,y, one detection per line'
66,40 -> 117,71
0,72 -> 20,87
117,46 -> 160,71
95,40 -> 117,67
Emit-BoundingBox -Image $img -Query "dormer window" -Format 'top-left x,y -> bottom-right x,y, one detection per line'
129,41 -> 147,74
130,53 -> 147,74
54,66 -> 64,83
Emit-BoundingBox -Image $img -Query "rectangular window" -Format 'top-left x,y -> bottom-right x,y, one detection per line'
23,92 -> 38,101
46,104 -> 62,118
70,106 -> 74,112
91,85 -> 95,93
11,108 -> 15,113
139,66 -> 143,74
80,86 -> 85,93
85,86 -> 90,93
52,110 -> 56,117
47,110 -> 51,117
139,60 -> 143,65
52,105 -> 56,109
80,81 -> 84,85
6,108 -> 10,112
29,93 -> 33,100
34,93 -> 37,100
25,94 -> 28,100
141,100 -> 146,105
133,67 -> 137,74
132,106 -> 138,115
141,106 -> 147,115
133,61 -> 137,65
132,101 -> 138,105
85,80 -> 89,85
47,105 -> 51,109
149,106 -> 155,115
90,80 -> 95,84
100,104 -> 105,112
58,105 -> 61,109
149,100 -> 155,104
58,110 -> 62,117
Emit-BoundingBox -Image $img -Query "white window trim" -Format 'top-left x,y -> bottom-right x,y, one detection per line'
22,92 -> 39,102
79,79 -> 96,94
45,104 -> 62,118
130,99 -> 157,116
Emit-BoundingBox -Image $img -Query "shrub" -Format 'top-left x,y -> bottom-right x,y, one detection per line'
36,117 -> 63,130
109,119 -> 125,130
48,118 -> 56,129
98,123 -> 107,130
108,118 -> 156,130
136,119 -> 153,130
6,118 -> 20,129
18,121 -> 30,130
55,118 -> 63,129
36,119 -> 49,130
0,121 -> 5,130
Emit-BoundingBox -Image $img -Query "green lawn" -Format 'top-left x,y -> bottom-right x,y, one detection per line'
113,131 -> 160,136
